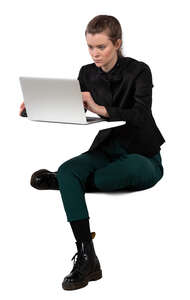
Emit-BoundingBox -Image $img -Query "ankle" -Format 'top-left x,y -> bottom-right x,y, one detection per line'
70,218 -> 92,243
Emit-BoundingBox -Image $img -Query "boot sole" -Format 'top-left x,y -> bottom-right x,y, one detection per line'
62,269 -> 102,291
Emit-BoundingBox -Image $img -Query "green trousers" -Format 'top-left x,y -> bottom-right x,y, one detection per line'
56,136 -> 164,222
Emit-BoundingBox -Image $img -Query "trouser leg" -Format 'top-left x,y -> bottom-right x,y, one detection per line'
92,151 -> 164,192
56,150 -> 110,222
56,134 -> 164,221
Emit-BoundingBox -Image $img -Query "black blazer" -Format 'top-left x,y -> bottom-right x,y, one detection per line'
78,56 -> 165,157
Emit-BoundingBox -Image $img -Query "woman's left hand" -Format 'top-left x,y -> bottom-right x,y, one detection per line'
81,92 -> 99,114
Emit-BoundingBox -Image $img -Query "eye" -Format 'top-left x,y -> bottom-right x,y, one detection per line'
88,45 -> 105,49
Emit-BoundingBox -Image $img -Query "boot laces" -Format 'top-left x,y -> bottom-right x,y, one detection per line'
71,251 -> 86,271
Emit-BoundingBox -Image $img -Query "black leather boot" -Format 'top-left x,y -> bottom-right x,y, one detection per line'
62,232 -> 102,291
30,169 -> 59,190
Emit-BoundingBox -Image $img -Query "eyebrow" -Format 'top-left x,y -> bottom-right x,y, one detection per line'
87,44 -> 105,47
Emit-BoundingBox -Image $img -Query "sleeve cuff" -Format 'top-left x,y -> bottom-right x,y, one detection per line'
105,105 -> 123,122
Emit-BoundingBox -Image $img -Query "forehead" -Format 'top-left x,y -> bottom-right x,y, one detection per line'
86,32 -> 110,45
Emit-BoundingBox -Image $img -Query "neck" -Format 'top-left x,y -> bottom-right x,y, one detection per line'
101,55 -> 119,73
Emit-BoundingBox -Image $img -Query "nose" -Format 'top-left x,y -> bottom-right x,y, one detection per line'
92,48 -> 100,58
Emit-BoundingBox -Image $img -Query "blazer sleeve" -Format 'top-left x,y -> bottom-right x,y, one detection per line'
77,66 -> 88,113
104,64 -> 153,127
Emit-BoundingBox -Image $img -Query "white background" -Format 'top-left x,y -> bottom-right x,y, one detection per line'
0,0 -> 190,299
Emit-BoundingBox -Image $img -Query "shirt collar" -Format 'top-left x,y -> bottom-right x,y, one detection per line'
96,56 -> 123,81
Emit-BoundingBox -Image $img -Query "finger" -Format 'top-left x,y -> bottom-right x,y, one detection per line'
19,106 -> 25,115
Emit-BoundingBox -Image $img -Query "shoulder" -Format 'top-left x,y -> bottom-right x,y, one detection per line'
77,63 -> 96,81
78,56 -> 152,76
121,57 -> 153,86
119,57 -> 153,88
78,62 -> 96,72
120,56 -> 152,73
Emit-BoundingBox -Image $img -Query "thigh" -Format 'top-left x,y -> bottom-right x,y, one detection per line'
57,148 -> 111,181
93,153 -> 163,192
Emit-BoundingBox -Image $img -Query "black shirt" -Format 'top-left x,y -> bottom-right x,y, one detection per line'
77,56 -> 166,157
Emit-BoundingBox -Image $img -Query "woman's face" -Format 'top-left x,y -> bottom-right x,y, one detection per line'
85,31 -> 121,70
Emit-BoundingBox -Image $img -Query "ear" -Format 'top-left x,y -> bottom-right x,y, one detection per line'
116,39 -> 122,49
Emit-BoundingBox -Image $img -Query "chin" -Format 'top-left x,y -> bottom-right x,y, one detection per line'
95,61 -> 102,65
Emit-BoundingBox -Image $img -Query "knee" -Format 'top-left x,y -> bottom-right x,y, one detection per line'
160,165 -> 164,178
156,165 -> 164,183
57,161 -> 73,177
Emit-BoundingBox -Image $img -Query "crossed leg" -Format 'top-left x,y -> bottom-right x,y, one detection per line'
56,149 -> 163,222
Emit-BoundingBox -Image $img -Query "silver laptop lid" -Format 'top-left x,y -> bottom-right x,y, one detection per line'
19,77 -> 90,124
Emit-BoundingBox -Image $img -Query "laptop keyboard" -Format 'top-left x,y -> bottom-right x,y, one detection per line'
86,116 -> 101,121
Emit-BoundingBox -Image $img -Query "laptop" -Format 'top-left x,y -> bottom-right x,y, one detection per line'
19,77 -> 105,125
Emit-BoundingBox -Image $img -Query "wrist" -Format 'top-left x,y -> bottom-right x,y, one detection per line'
96,105 -> 109,118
